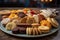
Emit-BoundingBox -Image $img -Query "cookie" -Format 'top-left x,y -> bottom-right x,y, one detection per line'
31,23 -> 40,27
38,26 -> 50,33
6,22 -> 16,30
40,20 -> 51,28
34,27 -> 38,35
47,17 -> 59,28
1,18 -> 11,25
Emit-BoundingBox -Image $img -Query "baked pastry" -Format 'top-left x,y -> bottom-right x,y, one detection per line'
17,23 -> 32,28
1,18 -> 11,25
38,27 -> 42,34
10,10 -> 17,14
8,13 -> 18,19
40,20 -> 51,28
33,15 -> 39,23
20,16 -> 27,23
33,27 -> 38,35
12,19 -> 19,24
31,23 -> 40,27
47,18 -> 59,28
16,10 -> 23,13
26,27 -> 33,35
38,26 -> 50,33
0,10 -> 11,15
26,27 -> 41,35
26,16 -> 36,24
6,22 -> 16,30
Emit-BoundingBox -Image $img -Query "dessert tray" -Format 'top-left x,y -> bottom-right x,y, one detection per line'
0,8 -> 60,37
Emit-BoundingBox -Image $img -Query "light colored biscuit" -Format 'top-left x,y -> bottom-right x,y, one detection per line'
34,27 -> 38,35
38,26 -> 50,33
32,28 -> 35,35
26,28 -> 29,35
51,18 -> 59,27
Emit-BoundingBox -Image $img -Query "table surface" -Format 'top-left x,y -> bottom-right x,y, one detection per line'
0,8 -> 60,40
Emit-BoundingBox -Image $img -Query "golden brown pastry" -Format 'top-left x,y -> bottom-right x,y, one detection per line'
26,16 -> 36,24
23,8 -> 30,13
47,17 -> 59,28
32,28 -> 35,35
20,16 -> 27,23
16,10 -> 23,13
31,23 -> 40,27
8,13 -> 18,19
38,28 -> 42,34
26,27 -> 29,35
0,10 -> 11,15
26,27 -> 33,35
26,27 -> 40,35
33,27 -> 38,35
29,28 -> 32,35
40,20 -> 51,28
10,10 -> 17,14
6,22 -> 16,30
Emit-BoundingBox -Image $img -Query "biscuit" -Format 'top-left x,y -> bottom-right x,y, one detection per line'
6,22 -> 16,30
38,26 -> 50,33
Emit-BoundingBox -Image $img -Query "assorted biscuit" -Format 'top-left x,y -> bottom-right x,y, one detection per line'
1,8 -> 59,35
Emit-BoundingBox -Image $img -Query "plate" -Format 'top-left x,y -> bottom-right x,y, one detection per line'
0,22 -> 59,37
0,8 -> 60,37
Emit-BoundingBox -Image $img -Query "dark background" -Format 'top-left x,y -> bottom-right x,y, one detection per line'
0,0 -> 60,7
